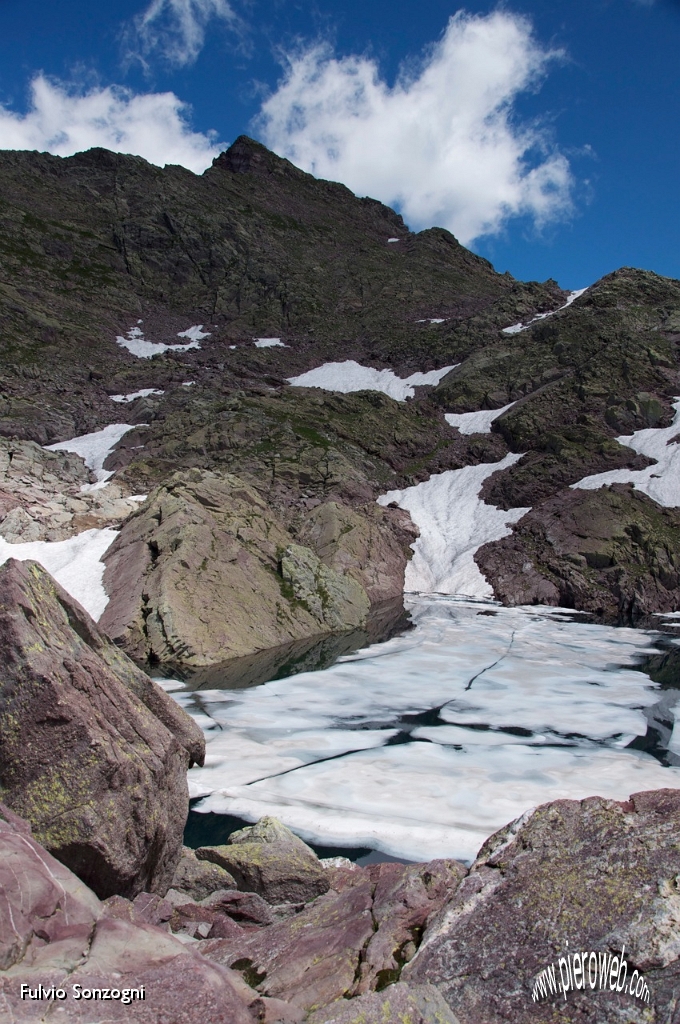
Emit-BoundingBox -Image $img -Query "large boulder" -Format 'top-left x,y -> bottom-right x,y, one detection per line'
0,804 -> 256,1023
0,558 -> 204,898
100,470 -> 371,667
403,789 -> 680,1023
196,816 -> 330,904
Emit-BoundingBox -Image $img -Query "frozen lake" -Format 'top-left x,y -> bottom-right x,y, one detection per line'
165,597 -> 680,864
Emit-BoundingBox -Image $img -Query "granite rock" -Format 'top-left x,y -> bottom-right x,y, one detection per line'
101,470 -> 371,667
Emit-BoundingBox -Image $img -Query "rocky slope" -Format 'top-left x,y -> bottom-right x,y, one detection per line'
0,136 -> 679,666
4,794 -> 680,1023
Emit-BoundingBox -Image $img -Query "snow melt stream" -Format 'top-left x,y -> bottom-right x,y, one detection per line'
502,288 -> 587,334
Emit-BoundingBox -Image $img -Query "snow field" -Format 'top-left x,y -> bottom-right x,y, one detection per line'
444,401 -> 516,435
378,453 -> 530,597
46,423 -> 138,491
573,397 -> 680,506
116,324 -> 209,358
254,338 -> 287,348
287,360 -> 458,402
110,388 -> 164,403
0,528 -> 117,620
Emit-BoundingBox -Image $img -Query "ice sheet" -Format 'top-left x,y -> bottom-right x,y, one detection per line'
378,454 -> 530,596
45,423 -> 137,490
254,338 -> 287,348
573,397 -> 680,506
287,360 -> 458,402
444,402 -> 516,435
179,597 -> 678,862
502,288 -> 588,334
0,527 -> 117,620
110,388 -> 164,403
116,326 -> 202,358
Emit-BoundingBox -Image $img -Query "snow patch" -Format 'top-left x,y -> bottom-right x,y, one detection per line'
254,338 -> 287,348
110,388 -> 164,403
445,402 -> 516,435
0,528 -> 117,621
46,423 -> 138,491
182,381 -> 195,387
502,288 -> 588,335
415,318 -> 447,324
378,454 -> 530,597
387,237 -> 400,243
116,326 -> 202,358
177,325 -> 210,342
287,360 -> 458,402
572,397 -> 680,506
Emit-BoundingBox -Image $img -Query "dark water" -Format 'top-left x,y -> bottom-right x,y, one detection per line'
156,597 -> 411,692
184,805 -> 413,865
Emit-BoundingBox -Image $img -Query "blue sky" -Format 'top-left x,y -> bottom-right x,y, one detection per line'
0,0 -> 678,290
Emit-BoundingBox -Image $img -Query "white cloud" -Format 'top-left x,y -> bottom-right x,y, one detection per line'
131,0 -> 238,67
0,75 -> 222,173
255,11 -> 573,244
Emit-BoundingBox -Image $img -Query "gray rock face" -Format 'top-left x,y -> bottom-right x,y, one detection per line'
403,789 -> 680,1023
196,816 -> 331,904
0,804 -> 256,1023
169,845 -> 237,901
101,470 -> 372,667
0,558 -> 204,898
0,435 -> 146,541
280,542 -> 370,630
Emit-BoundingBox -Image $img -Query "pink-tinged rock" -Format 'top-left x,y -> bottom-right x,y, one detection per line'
403,789 -> 680,1024
353,859 -> 467,994
308,982 -> 460,1023
0,805 -> 256,1023
202,878 -> 376,1011
204,889 -> 274,926
0,803 -> 100,975
0,558 -> 205,898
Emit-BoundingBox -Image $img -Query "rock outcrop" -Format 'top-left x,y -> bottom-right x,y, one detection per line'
100,470 -> 374,667
404,788 -> 680,1023
476,484 -> 680,623
0,558 -> 204,898
0,435 -> 147,541
196,816 -> 331,904
0,804 -> 256,1023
